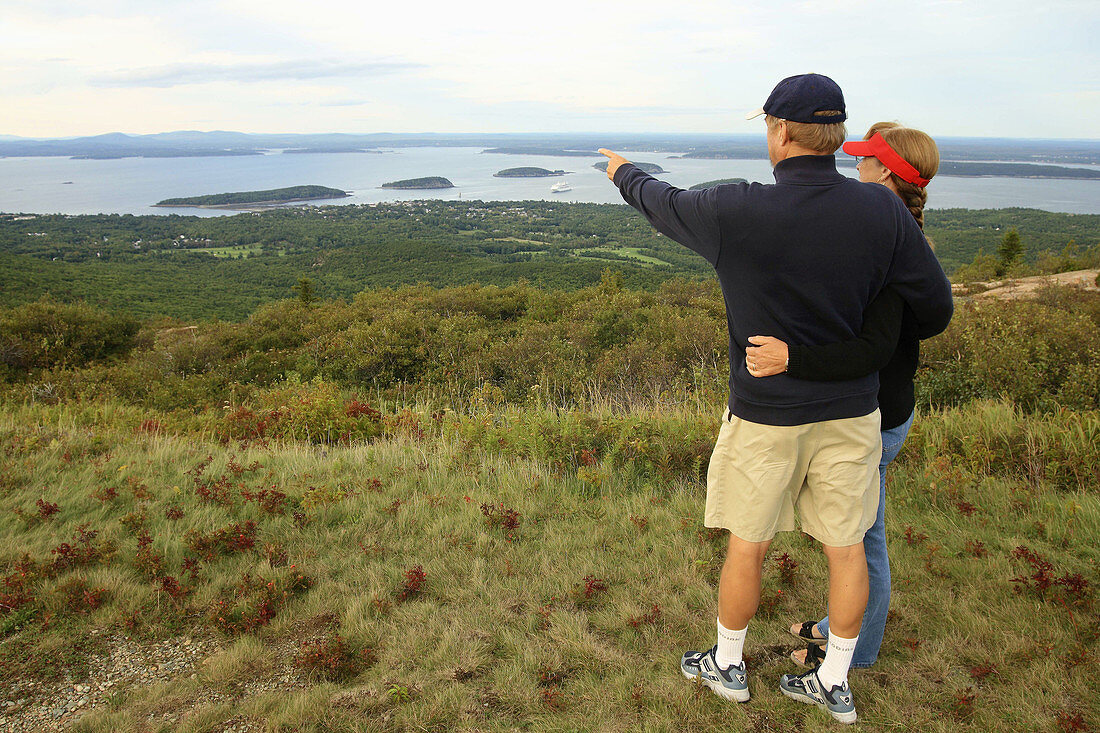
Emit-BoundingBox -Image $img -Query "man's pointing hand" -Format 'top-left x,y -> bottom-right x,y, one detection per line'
598,148 -> 630,182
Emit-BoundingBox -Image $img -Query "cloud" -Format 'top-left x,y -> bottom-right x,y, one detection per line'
319,99 -> 372,107
91,58 -> 422,88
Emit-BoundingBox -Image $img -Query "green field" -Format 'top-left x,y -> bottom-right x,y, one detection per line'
188,245 -> 279,258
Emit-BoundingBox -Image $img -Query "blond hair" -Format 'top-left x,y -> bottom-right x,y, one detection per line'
863,122 -> 939,230
766,111 -> 847,154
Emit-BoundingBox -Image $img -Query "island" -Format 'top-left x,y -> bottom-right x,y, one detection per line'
75,149 -> 262,160
593,161 -> 666,175
935,162 -> 1100,179
281,148 -> 381,154
494,167 -> 567,178
690,178 -> 748,190
155,185 -> 350,208
483,147 -> 598,157
380,177 -> 455,190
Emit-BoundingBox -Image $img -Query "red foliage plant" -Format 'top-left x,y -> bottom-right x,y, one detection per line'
51,524 -> 114,572
293,633 -> 375,681
208,570 -> 312,635
36,499 -> 60,520
184,521 -> 258,562
1,554 -> 40,613
481,502 -> 522,537
627,604 -> 662,629
55,578 -> 109,614
345,400 -> 381,420
1011,546 -> 1093,606
903,526 -> 928,546
240,487 -> 288,515
91,486 -> 119,503
775,552 -> 800,586
572,575 -> 608,607
397,565 -> 426,601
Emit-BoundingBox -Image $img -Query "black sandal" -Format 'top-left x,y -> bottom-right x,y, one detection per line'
790,620 -> 827,645
790,642 -> 826,669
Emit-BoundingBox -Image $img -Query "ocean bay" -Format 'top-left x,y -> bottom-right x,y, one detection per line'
2,147 -> 1099,216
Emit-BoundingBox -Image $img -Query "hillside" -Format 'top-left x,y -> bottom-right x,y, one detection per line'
0,284 -> 1097,731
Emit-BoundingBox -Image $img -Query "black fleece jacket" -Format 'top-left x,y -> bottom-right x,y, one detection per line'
613,155 -> 952,426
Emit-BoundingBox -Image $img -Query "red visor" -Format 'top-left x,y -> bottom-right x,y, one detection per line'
842,133 -> 931,188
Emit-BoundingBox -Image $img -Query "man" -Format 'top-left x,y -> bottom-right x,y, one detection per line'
600,73 -> 952,725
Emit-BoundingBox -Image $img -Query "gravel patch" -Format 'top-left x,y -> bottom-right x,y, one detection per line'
0,630 -> 221,733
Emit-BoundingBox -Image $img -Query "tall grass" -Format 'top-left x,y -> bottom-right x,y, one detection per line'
1,396 -> 1096,731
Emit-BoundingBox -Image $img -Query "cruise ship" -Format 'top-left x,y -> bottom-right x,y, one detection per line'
550,181 -> 572,193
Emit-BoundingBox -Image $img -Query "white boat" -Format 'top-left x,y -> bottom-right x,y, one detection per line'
550,181 -> 572,193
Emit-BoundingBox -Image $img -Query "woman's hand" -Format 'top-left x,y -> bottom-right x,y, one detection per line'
745,335 -> 789,377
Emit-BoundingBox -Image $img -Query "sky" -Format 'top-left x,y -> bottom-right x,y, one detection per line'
3,0 -> 1098,140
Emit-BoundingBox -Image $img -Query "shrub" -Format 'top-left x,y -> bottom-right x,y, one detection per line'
293,633 -> 374,681
208,570 -> 312,634
0,297 -> 141,380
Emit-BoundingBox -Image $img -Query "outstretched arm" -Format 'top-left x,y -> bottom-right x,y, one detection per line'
599,148 -> 722,266
745,288 -> 905,379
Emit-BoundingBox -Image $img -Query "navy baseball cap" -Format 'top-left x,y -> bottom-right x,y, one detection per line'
745,73 -> 847,124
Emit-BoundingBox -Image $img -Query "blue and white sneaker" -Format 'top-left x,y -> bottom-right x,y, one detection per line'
679,645 -> 750,702
779,668 -> 857,724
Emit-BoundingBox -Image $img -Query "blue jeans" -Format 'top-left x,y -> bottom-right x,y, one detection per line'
816,410 -> 913,668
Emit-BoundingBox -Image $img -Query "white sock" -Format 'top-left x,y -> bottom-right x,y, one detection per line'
817,633 -> 858,690
714,617 -> 747,669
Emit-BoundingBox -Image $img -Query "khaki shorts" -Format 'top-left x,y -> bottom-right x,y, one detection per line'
705,409 -> 882,547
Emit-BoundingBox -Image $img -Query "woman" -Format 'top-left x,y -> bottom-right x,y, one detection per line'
744,121 -> 940,669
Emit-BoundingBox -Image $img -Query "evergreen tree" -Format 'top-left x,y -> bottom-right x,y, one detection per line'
997,228 -> 1024,275
294,277 -> 316,305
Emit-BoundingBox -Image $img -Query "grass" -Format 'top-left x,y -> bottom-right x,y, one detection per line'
574,246 -> 671,267
188,245 -> 284,258
0,397 -> 1097,731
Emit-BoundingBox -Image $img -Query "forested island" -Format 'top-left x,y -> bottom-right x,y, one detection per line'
494,167 -> 567,178
281,148 -> 379,155
690,178 -> 748,189
482,147 -> 598,157
155,186 -> 350,208
594,161 -> 666,175
73,149 -> 262,160
936,162 -> 1100,179
380,177 -> 454,190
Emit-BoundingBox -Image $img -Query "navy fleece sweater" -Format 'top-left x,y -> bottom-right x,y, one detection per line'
613,155 -> 953,426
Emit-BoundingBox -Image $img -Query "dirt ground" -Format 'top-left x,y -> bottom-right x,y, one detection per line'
952,268 -> 1099,299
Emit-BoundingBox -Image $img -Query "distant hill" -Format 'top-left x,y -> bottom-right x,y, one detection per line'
494,167 -> 567,178
594,161 -> 666,175
3,132 -> 1098,165
380,177 -> 454,189
155,186 -> 349,207
690,178 -> 748,190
